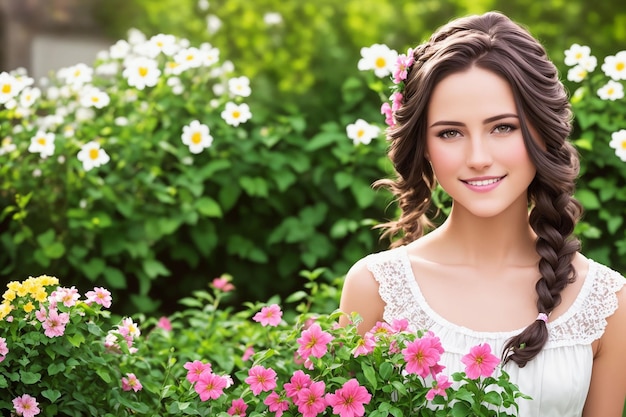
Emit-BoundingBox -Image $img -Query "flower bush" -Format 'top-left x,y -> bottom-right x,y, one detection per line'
0,273 -> 530,417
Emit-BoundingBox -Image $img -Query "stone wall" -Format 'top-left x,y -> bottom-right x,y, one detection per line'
0,0 -> 112,79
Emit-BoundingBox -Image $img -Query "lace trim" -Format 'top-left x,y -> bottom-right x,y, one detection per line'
366,247 -> 625,348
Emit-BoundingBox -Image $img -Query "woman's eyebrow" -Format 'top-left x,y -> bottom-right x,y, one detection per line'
429,113 -> 519,128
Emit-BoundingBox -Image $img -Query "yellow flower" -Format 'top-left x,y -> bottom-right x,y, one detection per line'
32,289 -> 48,303
2,289 -> 16,302
0,302 -> 12,320
23,301 -> 35,313
36,275 -> 59,287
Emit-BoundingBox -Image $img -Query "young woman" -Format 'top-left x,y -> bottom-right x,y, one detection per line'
339,11 -> 626,417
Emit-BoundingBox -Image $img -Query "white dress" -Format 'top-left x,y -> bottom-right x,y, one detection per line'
365,246 -> 625,417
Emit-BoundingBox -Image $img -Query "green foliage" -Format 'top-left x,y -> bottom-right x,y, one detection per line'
0,32 -> 390,314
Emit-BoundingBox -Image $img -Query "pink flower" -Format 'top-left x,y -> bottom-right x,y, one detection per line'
461,343 -> 500,379
35,306 -> 47,323
325,378 -> 371,417
85,287 -> 112,308
284,370 -> 312,400
352,333 -> 376,357
121,373 -> 142,392
245,365 -> 277,395
369,321 -> 393,337
295,380 -> 327,417
12,394 -> 40,417
390,318 -> 409,333
392,48 -> 414,83
42,309 -> 70,338
156,316 -> 172,331
212,276 -> 235,292
184,360 -> 212,383
296,323 -> 334,360
381,102 -> 394,127
401,334 -> 443,378
50,286 -> 80,307
252,304 -> 283,327
195,372 -> 228,401
426,374 -> 452,400
242,346 -> 254,361
390,92 -> 403,112
0,336 -> 8,362
264,391 -> 290,417
227,398 -> 248,416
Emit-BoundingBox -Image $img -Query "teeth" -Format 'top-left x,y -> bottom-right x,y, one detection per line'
466,178 -> 501,186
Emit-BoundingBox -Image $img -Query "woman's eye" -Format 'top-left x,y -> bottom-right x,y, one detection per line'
493,124 -> 515,134
438,130 -> 460,139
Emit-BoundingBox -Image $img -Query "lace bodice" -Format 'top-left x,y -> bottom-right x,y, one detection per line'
365,246 -> 625,417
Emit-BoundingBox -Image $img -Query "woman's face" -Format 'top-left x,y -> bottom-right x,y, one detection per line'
425,66 -> 537,219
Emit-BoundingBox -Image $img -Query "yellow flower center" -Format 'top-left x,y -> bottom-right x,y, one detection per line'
617,62 -> 625,71
621,141 -> 626,150
91,96 -> 100,103
191,132 -> 202,144
138,67 -> 148,77
575,52 -> 583,59
357,129 -> 365,138
375,57 -> 386,69
1,84 -> 11,94
607,87 -> 615,96
37,138 -> 47,145
89,148 -> 100,160
232,111 -> 241,119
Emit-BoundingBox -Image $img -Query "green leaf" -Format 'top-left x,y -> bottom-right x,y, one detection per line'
196,196 -> 223,217
361,363 -> 378,390
41,389 -> 61,403
450,401 -> 472,417
103,267 -> 127,289
143,258 -> 170,279
67,332 -> 86,348
575,189 -> 600,210
334,172 -> 353,190
20,371 -> 41,384
379,361 -> 393,380
47,362 -> 65,375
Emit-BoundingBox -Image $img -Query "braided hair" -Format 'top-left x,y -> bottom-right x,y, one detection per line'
374,11 -> 582,367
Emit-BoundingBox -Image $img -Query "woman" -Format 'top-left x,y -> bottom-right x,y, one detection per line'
339,11 -> 626,417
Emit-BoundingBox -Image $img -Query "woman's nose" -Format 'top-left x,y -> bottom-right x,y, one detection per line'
466,137 -> 493,169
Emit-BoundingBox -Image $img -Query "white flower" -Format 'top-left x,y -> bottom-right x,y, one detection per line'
213,83 -> 225,96
564,44 -> 592,67
221,102 -> 251,126
579,55 -> 597,72
80,86 -> 111,109
567,65 -> 588,83
95,61 -> 119,77
115,117 -> 129,126
200,44 -> 220,67
597,80 -> 624,101
77,141 -> 110,171
609,129 -> 626,162
59,63 -> 93,87
346,119 -> 380,145
110,39 -> 132,59
146,34 -> 180,57
197,0 -> 209,11
75,107 -> 95,121
122,57 -> 161,90
33,168 -> 42,177
228,76 -> 251,97
0,137 -> 16,155
46,86 -> 60,100
174,47 -> 203,71
19,86 -> 40,109
0,72 -> 23,104
127,28 -> 147,45
264,12 -> 283,25
601,51 -> 626,80
181,120 -> 213,154
167,77 -> 184,95
206,14 -> 222,34
28,130 -> 55,158
357,44 -> 398,78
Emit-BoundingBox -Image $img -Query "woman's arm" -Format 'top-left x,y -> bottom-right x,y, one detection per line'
338,258 -> 386,335
583,285 -> 626,417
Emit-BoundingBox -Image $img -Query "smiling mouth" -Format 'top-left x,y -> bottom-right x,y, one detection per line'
462,176 -> 505,186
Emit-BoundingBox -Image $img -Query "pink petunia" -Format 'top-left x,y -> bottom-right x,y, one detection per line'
184,360 -> 212,384
392,48 -> 414,83
212,276 -> 235,292
156,316 -> 172,331
85,287 -> 112,308
35,306 -> 47,323
390,318 -> 409,333
368,321 -> 393,337
325,378 -> 371,417
195,372 -> 228,401
352,333 -> 376,357
12,394 -> 40,417
50,286 -> 80,308
380,102 -> 394,127
227,398 -> 248,416
295,380 -> 327,417
461,343 -> 500,380
264,391 -> 290,417
42,309 -> 70,338
284,370 -> 313,400
242,346 -> 254,361
245,365 -> 277,395
296,323 -> 334,360
401,334 -> 444,378
252,304 -> 283,327
0,336 -> 8,362
121,373 -> 143,392
426,373 -> 453,400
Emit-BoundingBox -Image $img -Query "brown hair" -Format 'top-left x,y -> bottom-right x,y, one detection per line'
375,11 -> 582,367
